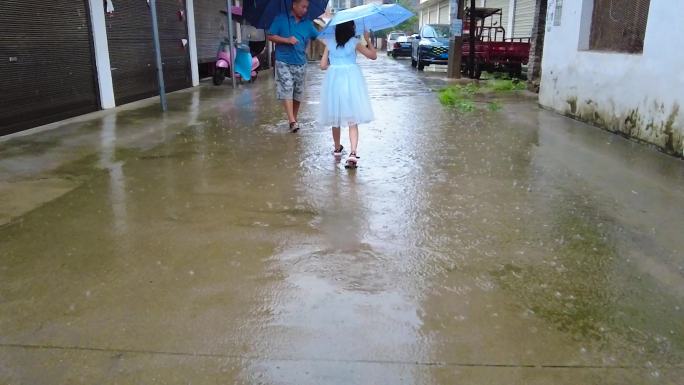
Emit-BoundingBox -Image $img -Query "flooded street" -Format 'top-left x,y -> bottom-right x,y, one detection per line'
1,55 -> 683,384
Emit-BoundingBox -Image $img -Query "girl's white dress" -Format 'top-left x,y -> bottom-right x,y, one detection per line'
319,37 -> 374,127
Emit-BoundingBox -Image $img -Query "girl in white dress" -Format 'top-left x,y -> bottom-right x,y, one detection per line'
319,21 -> 377,168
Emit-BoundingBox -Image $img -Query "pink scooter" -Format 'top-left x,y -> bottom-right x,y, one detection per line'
213,39 -> 260,85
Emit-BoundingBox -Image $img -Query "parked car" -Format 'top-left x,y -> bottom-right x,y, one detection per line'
391,36 -> 412,58
386,31 -> 406,56
411,24 -> 450,70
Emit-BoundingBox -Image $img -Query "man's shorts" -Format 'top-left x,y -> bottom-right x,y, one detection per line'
276,61 -> 306,101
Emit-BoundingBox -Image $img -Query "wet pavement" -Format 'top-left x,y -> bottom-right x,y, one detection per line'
1,55 -> 684,384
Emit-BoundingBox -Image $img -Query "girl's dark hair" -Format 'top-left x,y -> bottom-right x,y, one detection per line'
335,21 -> 355,48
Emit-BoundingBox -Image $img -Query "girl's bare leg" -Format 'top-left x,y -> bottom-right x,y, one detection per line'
349,124 -> 359,154
332,127 -> 341,151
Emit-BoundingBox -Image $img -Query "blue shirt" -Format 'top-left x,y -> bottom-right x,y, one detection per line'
268,14 -> 319,65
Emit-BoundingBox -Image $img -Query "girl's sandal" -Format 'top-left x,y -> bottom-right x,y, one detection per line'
345,152 -> 359,169
333,145 -> 344,157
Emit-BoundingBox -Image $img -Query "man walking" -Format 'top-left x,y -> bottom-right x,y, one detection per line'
267,0 -> 319,133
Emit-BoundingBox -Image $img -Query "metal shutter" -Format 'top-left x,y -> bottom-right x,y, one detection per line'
157,1 -> 192,92
0,0 -> 99,136
484,0 -> 510,39
194,0 -> 229,63
439,2 -> 450,24
429,6 -> 438,24
513,0 -> 534,39
106,0 -> 191,105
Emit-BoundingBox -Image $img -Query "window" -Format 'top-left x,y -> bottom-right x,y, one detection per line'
332,0 -> 349,10
589,0 -> 651,53
554,0 -> 563,26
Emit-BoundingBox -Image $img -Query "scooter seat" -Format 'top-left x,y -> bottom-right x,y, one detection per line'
249,41 -> 267,57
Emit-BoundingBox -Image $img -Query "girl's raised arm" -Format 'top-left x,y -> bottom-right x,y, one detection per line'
357,31 -> 377,60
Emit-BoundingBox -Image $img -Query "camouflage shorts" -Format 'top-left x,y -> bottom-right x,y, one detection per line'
275,61 -> 306,101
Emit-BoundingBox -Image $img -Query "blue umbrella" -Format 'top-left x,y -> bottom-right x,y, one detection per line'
243,0 -> 329,29
320,3 -> 413,37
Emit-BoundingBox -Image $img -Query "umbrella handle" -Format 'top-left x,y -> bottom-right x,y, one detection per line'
361,19 -> 372,38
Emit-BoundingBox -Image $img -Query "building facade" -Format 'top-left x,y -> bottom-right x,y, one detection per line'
539,0 -> 683,157
2,0 -> 110,135
330,0 -> 366,12
0,0 -> 245,136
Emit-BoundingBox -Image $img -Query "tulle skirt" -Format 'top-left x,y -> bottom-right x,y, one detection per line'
319,64 -> 374,127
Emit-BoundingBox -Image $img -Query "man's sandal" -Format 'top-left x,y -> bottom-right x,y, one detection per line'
289,122 -> 300,133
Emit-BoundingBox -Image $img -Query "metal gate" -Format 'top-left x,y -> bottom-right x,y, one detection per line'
0,0 -> 99,135
106,0 -> 191,105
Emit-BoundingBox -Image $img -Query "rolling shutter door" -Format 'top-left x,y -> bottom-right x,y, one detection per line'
0,0 -> 99,135
106,1 -> 157,104
513,0 -> 534,39
484,0 -> 510,39
439,2 -> 450,24
194,0 -> 229,64
157,1 -> 192,92
106,0 -> 191,106
429,6 -> 438,24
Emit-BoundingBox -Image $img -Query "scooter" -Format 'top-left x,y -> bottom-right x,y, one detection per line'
213,25 -> 266,86
213,38 -> 259,85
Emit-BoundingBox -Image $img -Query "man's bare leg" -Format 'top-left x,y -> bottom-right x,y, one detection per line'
283,100 -> 296,124
293,100 -> 301,123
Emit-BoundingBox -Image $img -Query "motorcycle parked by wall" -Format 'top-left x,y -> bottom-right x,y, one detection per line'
213,25 -> 266,86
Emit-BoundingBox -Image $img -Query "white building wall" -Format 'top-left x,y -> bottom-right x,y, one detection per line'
88,0 -> 115,109
186,0 -> 200,87
539,0 -> 684,156
507,0 -> 515,36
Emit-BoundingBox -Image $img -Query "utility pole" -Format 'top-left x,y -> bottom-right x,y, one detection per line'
447,0 -> 464,78
149,0 -> 168,111
468,0 -> 476,78
226,0 -> 237,88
